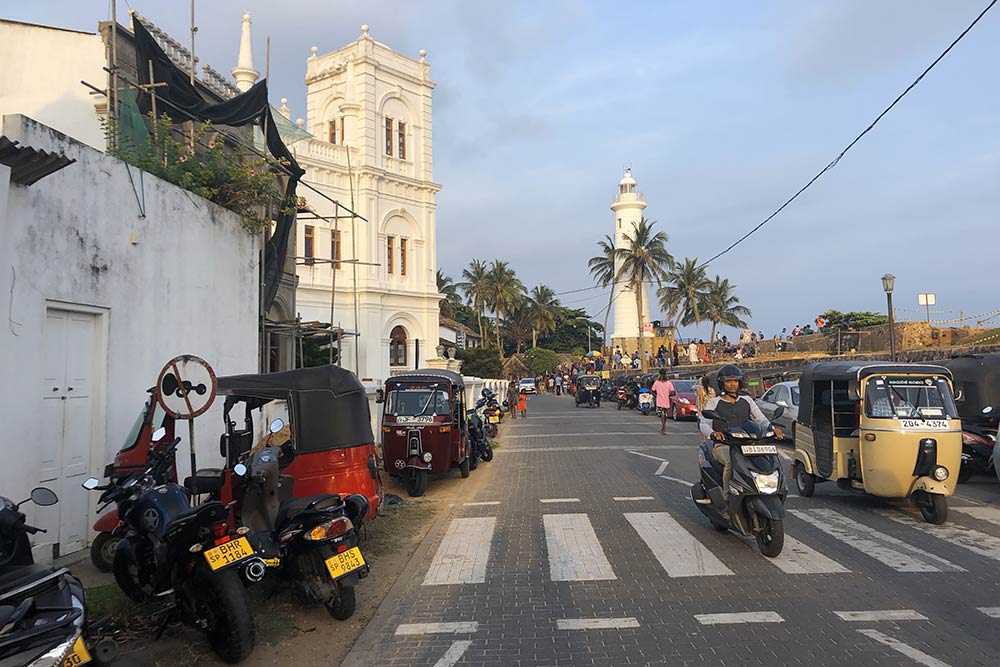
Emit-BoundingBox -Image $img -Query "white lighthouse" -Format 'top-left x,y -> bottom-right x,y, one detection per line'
610,169 -> 653,353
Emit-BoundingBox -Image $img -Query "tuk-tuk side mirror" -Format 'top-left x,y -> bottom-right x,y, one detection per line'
151,426 -> 167,442
233,463 -> 248,477
984,406 -> 994,415
269,418 -> 284,433
847,383 -> 861,402
375,389 -> 385,404
219,434 -> 228,459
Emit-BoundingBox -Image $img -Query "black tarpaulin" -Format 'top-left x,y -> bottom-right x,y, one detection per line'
132,18 -> 303,311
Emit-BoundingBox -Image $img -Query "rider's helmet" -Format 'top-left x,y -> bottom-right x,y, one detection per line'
716,364 -> 744,394
482,387 -> 493,398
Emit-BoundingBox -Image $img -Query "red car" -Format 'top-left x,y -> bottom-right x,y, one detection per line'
668,379 -> 699,420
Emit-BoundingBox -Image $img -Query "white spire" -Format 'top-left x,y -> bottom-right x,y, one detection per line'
232,12 -> 259,92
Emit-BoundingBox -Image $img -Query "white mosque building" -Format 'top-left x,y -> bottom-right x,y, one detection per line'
610,169 -> 654,354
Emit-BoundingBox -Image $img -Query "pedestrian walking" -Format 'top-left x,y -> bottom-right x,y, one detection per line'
651,369 -> 675,435
516,389 -> 528,418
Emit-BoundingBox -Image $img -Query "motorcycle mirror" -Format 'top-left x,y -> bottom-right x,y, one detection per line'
772,406 -> 785,420
984,406 -> 994,414
233,463 -> 248,477
30,487 -> 59,506
269,418 -> 284,433
151,426 -> 167,442
81,478 -> 100,490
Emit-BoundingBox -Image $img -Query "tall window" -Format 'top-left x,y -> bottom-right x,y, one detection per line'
304,225 -> 315,264
330,229 -> 342,269
400,238 -> 408,276
339,116 -> 345,144
385,117 -> 393,155
387,236 -> 395,274
390,326 -> 407,366
398,121 -> 406,160
327,119 -> 337,144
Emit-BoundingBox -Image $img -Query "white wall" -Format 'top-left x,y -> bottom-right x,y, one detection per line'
0,21 -> 105,150
0,115 -> 259,557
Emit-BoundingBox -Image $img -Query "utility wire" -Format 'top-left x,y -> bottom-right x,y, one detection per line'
697,0 -> 997,270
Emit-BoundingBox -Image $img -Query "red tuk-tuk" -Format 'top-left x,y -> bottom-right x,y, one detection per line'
215,365 -> 383,522
379,369 -> 472,497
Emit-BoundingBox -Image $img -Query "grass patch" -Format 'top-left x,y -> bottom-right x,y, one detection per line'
362,500 -> 439,560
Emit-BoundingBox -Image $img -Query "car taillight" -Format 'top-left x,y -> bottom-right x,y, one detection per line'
305,517 -> 353,541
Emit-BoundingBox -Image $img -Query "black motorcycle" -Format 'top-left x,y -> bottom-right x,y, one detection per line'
691,408 -> 787,557
235,419 -> 370,620
959,406 -> 997,483
467,399 -> 495,465
83,429 -> 255,664
0,487 -> 117,667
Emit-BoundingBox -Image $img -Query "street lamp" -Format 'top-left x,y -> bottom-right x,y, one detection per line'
882,273 -> 896,361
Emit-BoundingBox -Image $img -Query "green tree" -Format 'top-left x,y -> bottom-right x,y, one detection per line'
455,346 -> 503,378
484,260 -> 525,354
503,298 -> 535,354
539,307 -> 602,354
658,257 -> 711,331
702,276 -> 751,344
523,347 -> 562,374
528,285 -> 560,349
458,259 -> 490,342
614,218 -> 674,371
587,235 -> 616,350
818,310 -> 889,331
436,269 -> 461,319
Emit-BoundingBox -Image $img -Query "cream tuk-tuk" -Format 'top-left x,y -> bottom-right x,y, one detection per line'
791,361 -> 961,524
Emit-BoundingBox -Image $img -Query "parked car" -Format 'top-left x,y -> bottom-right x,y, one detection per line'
756,380 -> 799,434
518,377 -> 537,394
668,379 -> 699,420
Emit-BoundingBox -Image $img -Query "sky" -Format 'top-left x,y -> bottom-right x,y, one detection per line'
3,0 -> 998,340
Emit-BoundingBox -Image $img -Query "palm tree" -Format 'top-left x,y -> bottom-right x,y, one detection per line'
484,260 -> 525,354
658,257 -> 711,332
587,235 -> 616,350
614,218 -> 674,371
528,285 -> 559,348
458,259 -> 490,341
503,298 -> 535,354
436,269 -> 461,319
702,275 -> 751,344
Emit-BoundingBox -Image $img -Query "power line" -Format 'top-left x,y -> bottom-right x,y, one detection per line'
697,0 -> 997,270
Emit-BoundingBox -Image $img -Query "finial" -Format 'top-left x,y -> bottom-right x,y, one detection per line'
281,97 -> 287,105
310,46 -> 318,58
419,49 -> 427,60
296,118 -> 304,128
361,24 -> 369,36
243,12 -> 251,21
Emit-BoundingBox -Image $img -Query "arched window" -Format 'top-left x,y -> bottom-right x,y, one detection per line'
390,326 -> 407,367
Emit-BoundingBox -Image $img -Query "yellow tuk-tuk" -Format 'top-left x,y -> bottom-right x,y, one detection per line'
791,361 -> 961,524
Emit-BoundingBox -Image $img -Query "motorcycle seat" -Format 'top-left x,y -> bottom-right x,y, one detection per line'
183,468 -> 224,495
0,565 -> 64,603
276,494 -> 343,527
163,501 -> 229,541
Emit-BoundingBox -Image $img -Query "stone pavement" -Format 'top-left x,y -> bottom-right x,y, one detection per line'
344,395 -> 1000,666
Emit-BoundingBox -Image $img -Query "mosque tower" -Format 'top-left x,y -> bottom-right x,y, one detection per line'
610,169 -> 652,352
232,12 -> 259,92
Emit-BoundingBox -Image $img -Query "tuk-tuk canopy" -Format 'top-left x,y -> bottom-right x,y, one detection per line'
217,365 -> 374,453
937,353 -> 1000,419
384,368 -> 465,390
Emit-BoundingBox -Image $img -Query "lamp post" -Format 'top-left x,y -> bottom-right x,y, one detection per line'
882,273 -> 896,361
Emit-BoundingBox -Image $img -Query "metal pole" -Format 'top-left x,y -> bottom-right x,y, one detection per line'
887,292 -> 896,361
925,301 -> 930,325
187,419 -> 197,493
346,147 -> 361,375
189,0 -> 196,86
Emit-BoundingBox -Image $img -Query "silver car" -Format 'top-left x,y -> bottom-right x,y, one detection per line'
756,380 -> 799,434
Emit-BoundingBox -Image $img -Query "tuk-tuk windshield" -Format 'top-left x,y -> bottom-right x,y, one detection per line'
864,376 -> 958,420
120,399 -> 168,452
387,387 -> 451,417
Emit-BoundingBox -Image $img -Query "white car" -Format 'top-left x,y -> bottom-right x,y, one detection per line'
755,380 -> 799,434
518,378 -> 537,394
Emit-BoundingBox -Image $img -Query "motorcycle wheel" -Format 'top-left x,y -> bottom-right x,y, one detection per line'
755,517 -> 784,558
112,539 -> 152,603
480,442 -> 494,462
460,454 -> 471,478
326,584 -> 357,620
90,532 -> 119,573
915,491 -> 948,525
193,565 -> 256,664
405,469 -> 428,497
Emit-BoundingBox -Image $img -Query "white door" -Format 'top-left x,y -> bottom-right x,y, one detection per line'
39,308 -> 98,555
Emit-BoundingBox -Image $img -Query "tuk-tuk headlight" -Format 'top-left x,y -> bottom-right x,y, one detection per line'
932,466 -> 949,481
423,452 -> 433,463
751,470 -> 780,494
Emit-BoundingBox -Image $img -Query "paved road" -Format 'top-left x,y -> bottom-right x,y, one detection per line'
346,394 -> 1000,667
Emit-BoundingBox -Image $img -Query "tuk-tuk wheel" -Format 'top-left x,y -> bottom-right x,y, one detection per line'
460,455 -> 471,478
914,491 -> 948,525
792,462 -> 815,497
405,469 -> 428,497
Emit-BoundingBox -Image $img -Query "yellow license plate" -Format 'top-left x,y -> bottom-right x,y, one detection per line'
61,636 -> 91,666
489,416 -> 500,423
203,536 -> 254,571
324,547 -> 366,580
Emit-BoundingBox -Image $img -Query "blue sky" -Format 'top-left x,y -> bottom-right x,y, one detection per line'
3,1 -> 998,339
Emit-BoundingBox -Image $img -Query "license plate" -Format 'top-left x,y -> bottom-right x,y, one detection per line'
61,636 -> 91,666
900,419 -> 949,429
324,547 -> 366,580
203,536 -> 254,571
741,444 -> 778,455
489,416 -> 500,423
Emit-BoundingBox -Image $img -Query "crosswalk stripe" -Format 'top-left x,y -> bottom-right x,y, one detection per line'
977,607 -> 1000,618
953,505 -> 1000,526
396,622 -> 479,635
432,641 -> 473,667
695,611 -> 784,625
543,514 -> 617,581
556,617 -> 640,630
768,535 -> 850,574
423,517 -> 496,585
857,629 -> 951,667
875,509 -> 1000,562
835,610 -> 927,621
788,509 -> 964,572
624,512 -> 733,578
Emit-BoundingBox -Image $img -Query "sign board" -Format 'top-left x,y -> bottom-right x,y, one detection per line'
917,293 -> 936,306
156,355 -> 217,419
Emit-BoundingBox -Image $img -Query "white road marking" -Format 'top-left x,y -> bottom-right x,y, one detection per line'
556,617 -> 640,630
695,611 -> 784,625
834,610 -> 927,622
432,641 -> 473,667
613,496 -> 656,501
857,629 -> 951,667
952,505 -> 1000,527
395,622 -> 479,635
654,461 -> 670,476
422,518 -> 496,585
540,498 -> 580,504
543,514 -> 617,581
657,475 -> 694,487
624,512 -> 733,577
499,444 -> 688,453
788,509 -> 964,572
769,535 -> 850,574
977,607 -> 1000,618
505,432 -> 668,439
628,450 -> 669,462
463,501 -> 500,506
875,509 -> 1000,562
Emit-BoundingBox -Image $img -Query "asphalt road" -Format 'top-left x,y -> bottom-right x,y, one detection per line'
345,394 -> 1000,667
